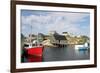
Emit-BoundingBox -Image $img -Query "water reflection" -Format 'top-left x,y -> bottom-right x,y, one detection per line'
43,45 -> 90,62
75,49 -> 89,60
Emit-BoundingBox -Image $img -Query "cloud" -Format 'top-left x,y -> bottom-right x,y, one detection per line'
21,10 -> 90,37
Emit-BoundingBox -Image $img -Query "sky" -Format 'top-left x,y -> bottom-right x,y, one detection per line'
21,10 -> 90,37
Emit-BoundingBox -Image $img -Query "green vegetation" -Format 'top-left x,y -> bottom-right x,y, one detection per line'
78,35 -> 89,44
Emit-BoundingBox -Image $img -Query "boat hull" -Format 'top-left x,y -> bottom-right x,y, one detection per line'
27,46 -> 44,62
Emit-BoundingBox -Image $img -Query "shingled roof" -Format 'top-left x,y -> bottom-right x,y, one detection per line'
53,34 -> 66,40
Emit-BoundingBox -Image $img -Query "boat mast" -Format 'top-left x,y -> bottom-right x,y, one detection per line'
37,33 -> 39,46
30,24 -> 32,47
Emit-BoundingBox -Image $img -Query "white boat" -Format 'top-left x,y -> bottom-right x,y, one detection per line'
75,42 -> 89,50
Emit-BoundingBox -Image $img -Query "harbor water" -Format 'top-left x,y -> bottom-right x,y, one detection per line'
43,45 -> 90,62
21,45 -> 90,62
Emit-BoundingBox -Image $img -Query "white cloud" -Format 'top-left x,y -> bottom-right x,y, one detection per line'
21,11 -> 90,36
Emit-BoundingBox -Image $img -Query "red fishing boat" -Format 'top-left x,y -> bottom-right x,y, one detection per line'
23,24 -> 44,62
24,32 -> 44,62
24,42 -> 44,62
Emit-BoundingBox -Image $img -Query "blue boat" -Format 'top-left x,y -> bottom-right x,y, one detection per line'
78,47 -> 88,51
